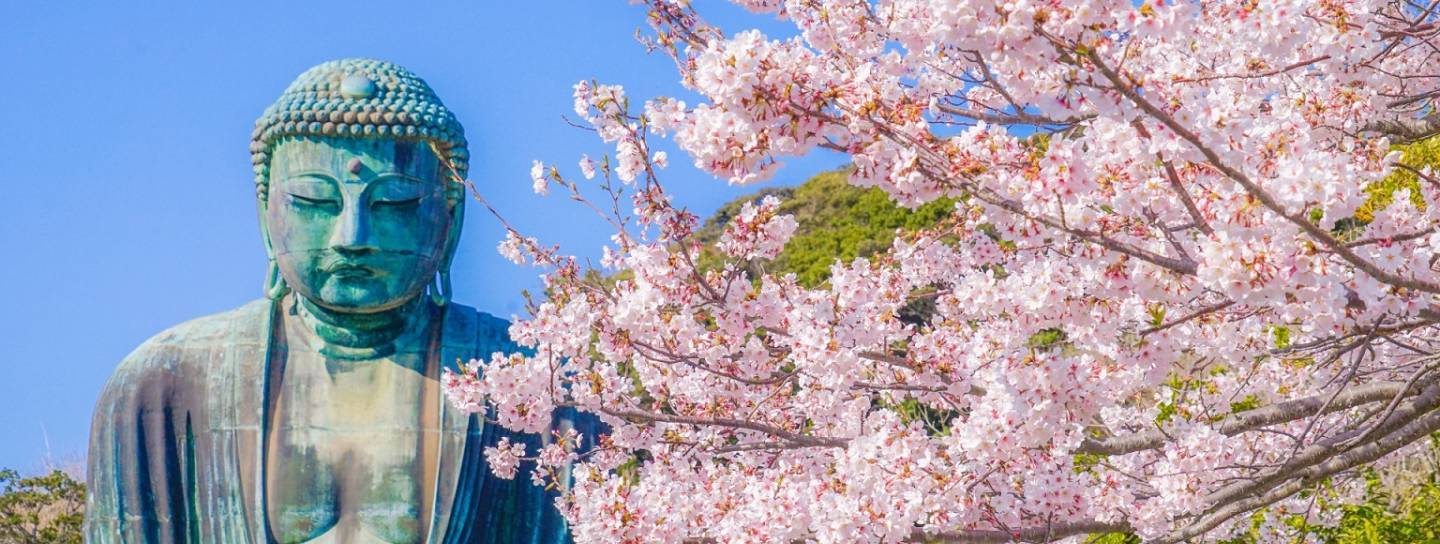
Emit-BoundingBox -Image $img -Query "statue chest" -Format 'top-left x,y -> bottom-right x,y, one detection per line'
264,344 -> 439,544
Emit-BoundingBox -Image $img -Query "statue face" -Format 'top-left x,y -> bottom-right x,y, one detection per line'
265,137 -> 451,313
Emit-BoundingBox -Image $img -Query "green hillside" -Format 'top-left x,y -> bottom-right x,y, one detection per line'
694,169 -> 953,287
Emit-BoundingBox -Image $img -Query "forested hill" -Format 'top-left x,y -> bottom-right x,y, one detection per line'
693,169 -> 952,287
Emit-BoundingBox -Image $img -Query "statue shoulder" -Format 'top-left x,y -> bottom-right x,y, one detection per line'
440,302 -> 524,355
107,299 -> 273,384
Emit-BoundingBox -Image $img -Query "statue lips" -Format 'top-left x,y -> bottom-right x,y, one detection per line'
324,261 -> 379,279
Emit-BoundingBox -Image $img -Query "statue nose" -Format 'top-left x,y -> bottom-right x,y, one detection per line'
330,204 -> 377,254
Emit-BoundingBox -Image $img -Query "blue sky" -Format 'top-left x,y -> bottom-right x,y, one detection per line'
0,1 -> 844,472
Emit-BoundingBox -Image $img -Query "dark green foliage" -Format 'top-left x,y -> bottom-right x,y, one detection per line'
1027,328 -> 1068,352
1229,394 -> 1263,415
888,398 -> 958,436
1318,481 -> 1440,543
1087,533 -> 1141,544
1353,137 -> 1438,223
0,469 -> 84,544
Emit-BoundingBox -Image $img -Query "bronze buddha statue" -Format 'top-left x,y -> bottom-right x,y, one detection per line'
85,59 -> 588,544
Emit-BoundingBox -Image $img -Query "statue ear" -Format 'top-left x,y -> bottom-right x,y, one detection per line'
431,195 -> 464,306
257,189 -> 289,300
443,195 -> 464,267
257,193 -> 275,260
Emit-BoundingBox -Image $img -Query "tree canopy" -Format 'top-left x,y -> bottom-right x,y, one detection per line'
447,1 -> 1440,542
0,469 -> 84,544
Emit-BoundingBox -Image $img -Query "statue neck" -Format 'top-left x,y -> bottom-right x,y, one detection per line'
293,295 -> 430,360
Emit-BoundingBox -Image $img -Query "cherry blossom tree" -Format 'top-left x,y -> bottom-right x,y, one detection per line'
446,1 -> 1440,542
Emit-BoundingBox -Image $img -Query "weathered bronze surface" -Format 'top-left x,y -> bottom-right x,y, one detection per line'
85,59 -> 588,543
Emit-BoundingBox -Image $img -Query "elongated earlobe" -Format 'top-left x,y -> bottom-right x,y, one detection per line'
430,191 -> 464,306
265,258 -> 289,300
429,269 -> 452,306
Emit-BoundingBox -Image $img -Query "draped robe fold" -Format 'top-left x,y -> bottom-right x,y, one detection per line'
85,299 -> 586,543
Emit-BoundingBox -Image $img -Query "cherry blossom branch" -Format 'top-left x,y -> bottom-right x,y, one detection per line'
1362,112 -> 1440,142
1078,381 -> 1428,456
913,162 -> 1200,276
934,102 -> 1093,129
597,408 -> 849,449
1084,47 -> 1440,295
1161,395 -> 1440,543
1140,300 -> 1234,337
1131,120 -> 1214,236
1171,55 -> 1332,83
1193,376 -> 1440,519
914,520 -> 1130,544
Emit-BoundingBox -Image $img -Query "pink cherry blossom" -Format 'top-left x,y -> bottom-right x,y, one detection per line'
578,154 -> 596,180
717,195 -> 798,260
483,437 -> 526,480
530,160 -> 550,196
495,230 -> 533,265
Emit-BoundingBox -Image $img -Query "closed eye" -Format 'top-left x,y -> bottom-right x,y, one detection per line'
373,197 -> 421,209
290,194 -> 338,207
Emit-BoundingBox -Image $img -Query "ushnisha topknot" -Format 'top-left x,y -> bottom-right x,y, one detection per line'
249,58 -> 469,198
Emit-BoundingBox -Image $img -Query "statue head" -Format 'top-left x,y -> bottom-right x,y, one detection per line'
251,59 -> 467,313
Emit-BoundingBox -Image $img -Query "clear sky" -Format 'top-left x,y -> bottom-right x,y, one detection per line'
0,1 -> 843,472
